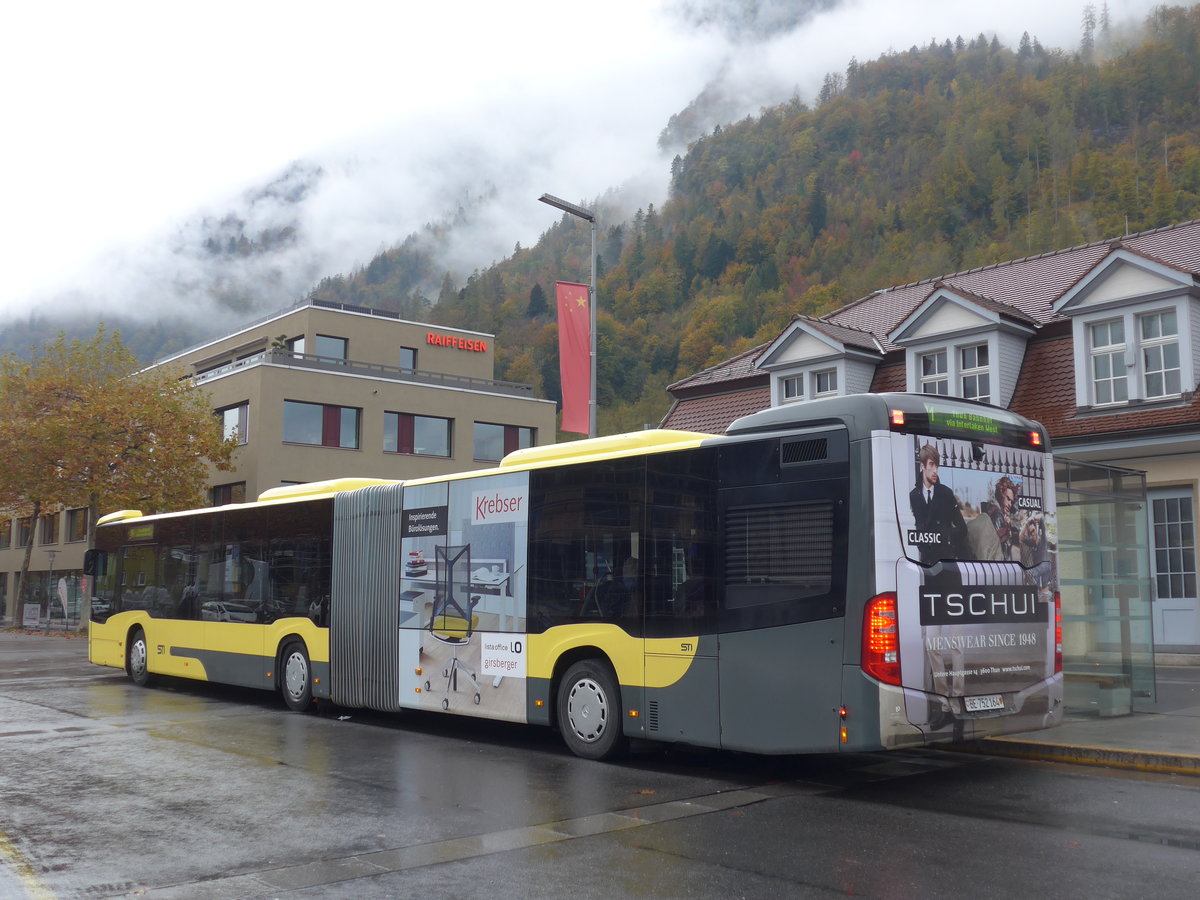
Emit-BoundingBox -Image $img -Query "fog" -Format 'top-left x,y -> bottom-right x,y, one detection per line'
0,0 -> 1164,337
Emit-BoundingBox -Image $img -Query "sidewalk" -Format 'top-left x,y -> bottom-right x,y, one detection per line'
958,666 -> 1200,776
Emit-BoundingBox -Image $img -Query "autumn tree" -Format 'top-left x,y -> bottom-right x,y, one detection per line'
0,326 -> 236,614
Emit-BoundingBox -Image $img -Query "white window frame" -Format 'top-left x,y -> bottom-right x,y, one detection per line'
772,361 -> 847,404
1140,310 -> 1181,399
1150,488 -> 1197,602
1071,299 -> 1193,408
906,335 -> 999,403
781,375 -> 804,403
918,349 -> 948,395
812,368 -> 838,397
1088,318 -> 1128,406
959,343 -> 990,403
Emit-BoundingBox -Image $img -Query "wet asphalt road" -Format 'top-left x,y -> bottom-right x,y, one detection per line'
2,631 -> 1199,900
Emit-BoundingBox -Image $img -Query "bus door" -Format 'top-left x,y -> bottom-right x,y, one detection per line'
640,451 -> 721,748
886,423 -> 1060,737
716,431 -> 851,754
202,510 -> 267,687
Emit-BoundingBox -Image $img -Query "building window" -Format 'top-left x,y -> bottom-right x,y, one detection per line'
782,375 -> 804,402
40,513 -> 59,545
0,519 -> 9,550
400,347 -> 418,370
1151,491 -> 1196,600
287,336 -> 306,354
384,412 -> 451,457
959,343 -> 990,403
219,402 -> 249,445
1140,310 -> 1181,398
283,401 -> 360,449
1089,319 -> 1128,405
17,517 -> 32,547
474,423 -> 534,461
66,509 -> 88,543
314,334 -> 347,362
813,369 -> 838,397
212,482 -> 247,506
919,350 -> 948,395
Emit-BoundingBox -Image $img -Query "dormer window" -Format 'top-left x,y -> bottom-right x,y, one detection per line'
1079,307 -> 1186,407
919,350 -> 948,394
1089,319 -> 1128,405
782,375 -> 804,402
757,315 -> 882,408
959,343 -> 991,403
890,284 -> 1035,408
813,369 -> 838,396
907,337 -> 1004,403
1140,310 -> 1180,398
1053,246 -> 1196,410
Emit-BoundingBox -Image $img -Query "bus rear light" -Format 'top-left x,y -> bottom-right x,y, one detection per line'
862,592 -> 901,686
890,409 -> 905,427
1029,430 -> 1042,447
1054,591 -> 1063,673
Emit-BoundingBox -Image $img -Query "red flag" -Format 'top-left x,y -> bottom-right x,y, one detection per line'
556,281 -> 591,434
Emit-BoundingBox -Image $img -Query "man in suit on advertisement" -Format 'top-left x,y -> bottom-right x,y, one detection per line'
908,443 -> 967,564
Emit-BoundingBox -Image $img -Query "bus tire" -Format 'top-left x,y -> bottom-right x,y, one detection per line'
127,627 -> 154,687
280,642 -> 313,712
557,659 -> 627,761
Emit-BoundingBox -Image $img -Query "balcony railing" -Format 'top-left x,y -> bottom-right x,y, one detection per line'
191,349 -> 534,397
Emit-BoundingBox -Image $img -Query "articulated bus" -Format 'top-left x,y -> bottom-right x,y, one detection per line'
87,393 -> 1063,759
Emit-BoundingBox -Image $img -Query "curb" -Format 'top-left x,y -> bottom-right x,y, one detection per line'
950,738 -> 1200,777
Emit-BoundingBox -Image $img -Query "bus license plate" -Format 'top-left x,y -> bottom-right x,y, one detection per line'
964,694 -> 1005,712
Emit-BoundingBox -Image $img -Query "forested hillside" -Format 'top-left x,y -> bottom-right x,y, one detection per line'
309,5 -> 1200,434
7,6 -> 1200,437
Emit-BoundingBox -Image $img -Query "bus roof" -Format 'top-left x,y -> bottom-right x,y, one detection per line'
726,392 -> 1044,441
94,433 -> 718,527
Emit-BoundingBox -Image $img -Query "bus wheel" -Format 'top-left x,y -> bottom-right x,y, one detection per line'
280,642 -> 313,712
127,628 -> 154,687
557,659 -> 627,761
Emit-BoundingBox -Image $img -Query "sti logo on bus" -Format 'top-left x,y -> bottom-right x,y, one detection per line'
919,586 -> 1045,625
473,488 -> 527,525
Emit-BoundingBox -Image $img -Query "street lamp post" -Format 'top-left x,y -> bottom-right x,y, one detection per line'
538,193 -> 597,439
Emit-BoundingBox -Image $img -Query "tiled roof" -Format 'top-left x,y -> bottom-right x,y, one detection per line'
673,220 -> 1200,390
665,219 -> 1200,440
667,343 -> 767,394
660,387 -> 771,432
868,359 -> 908,393
832,220 -> 1200,350
793,315 -> 883,353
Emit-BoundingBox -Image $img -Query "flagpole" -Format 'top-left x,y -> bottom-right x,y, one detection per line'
588,215 -> 597,439
539,193 -> 598,438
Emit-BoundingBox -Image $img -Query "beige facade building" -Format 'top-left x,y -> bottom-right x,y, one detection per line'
0,300 -> 557,623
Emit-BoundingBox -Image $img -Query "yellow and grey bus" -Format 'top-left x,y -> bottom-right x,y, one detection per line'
88,393 -> 1063,759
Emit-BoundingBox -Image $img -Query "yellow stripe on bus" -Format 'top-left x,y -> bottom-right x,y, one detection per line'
527,625 -> 700,689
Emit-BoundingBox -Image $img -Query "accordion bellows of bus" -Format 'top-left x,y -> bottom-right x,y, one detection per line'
87,393 -> 1062,760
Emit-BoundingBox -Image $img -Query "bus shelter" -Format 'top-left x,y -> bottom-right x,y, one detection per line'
1054,458 -> 1155,715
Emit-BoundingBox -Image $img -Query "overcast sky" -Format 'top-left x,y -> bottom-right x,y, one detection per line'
0,0 -> 1165,325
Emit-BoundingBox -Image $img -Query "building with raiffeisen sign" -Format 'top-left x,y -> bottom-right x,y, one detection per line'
0,300 -> 556,626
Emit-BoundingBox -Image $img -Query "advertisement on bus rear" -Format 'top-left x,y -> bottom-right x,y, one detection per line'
890,430 -> 1058,722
